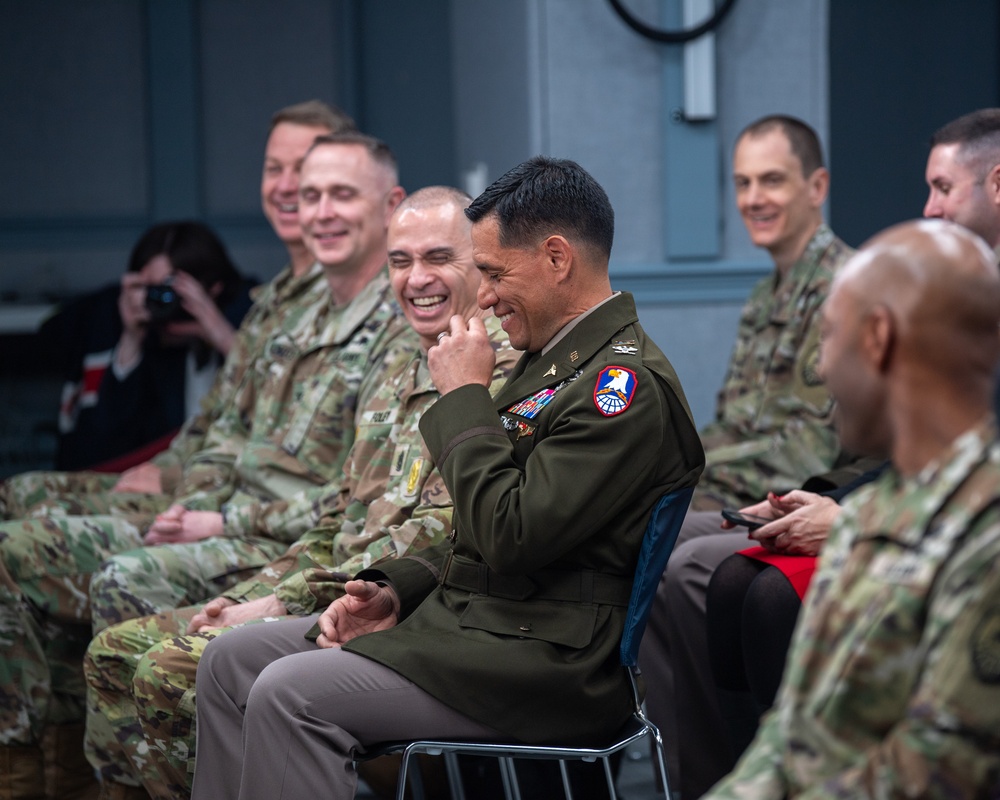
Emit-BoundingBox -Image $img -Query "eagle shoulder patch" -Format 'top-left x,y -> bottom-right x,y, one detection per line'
594,366 -> 637,416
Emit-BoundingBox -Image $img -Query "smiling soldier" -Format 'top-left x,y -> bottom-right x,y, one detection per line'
640,114 -> 856,798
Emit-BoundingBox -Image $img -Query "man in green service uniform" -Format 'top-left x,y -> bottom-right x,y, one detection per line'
188,156 -> 705,800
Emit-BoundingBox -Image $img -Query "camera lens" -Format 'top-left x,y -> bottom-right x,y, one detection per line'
145,282 -> 181,323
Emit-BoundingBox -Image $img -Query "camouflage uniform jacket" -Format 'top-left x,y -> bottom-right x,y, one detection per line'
172,268 -> 417,544
694,224 -> 853,509
220,314 -> 518,615
706,417 -> 1000,800
150,263 -> 327,492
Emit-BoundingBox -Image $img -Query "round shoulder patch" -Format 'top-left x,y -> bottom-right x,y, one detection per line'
594,366 -> 637,416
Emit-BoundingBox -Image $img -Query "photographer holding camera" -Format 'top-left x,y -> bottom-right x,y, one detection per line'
44,220 -> 254,470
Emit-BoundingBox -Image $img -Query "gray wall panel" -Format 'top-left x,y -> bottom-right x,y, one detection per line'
200,0 -> 342,218
450,2 -> 536,194
0,1 -> 148,218
541,0 -> 665,264
637,300 -> 742,428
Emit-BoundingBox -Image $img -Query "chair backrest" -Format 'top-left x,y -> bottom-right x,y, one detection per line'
619,486 -> 693,667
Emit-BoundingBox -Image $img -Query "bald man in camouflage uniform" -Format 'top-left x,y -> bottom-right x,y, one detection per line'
705,220 -> 1000,799
84,187 -> 517,799
0,133 -> 412,800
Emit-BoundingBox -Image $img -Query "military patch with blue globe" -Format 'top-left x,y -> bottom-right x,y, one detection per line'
594,366 -> 637,416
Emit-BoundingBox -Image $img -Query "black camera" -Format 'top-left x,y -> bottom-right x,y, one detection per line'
145,278 -> 184,324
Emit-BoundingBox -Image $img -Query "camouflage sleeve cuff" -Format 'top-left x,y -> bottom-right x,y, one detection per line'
221,578 -> 279,604
221,501 -> 258,537
150,448 -> 180,471
149,456 -> 183,495
273,572 -> 319,616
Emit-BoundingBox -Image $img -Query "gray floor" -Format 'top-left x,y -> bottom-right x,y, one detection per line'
356,744 -> 668,799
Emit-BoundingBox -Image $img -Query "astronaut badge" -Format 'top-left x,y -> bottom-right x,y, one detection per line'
593,366 -> 637,416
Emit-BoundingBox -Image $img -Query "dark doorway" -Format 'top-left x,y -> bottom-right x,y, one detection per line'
829,1 -> 1000,247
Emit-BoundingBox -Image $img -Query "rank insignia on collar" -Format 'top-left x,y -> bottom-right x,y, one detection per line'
594,366 -> 637,416
611,339 -> 638,355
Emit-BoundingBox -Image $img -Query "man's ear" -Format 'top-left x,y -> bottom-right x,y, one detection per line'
384,186 -> 406,224
864,305 -> 895,373
808,167 -> 830,208
540,234 -> 573,281
985,163 -> 1000,209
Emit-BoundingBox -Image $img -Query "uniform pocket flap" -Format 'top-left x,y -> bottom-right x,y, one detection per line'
458,596 -> 598,649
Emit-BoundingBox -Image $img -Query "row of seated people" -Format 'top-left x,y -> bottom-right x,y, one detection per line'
0,101 -> 702,800
640,108 -> 1000,799
0,99 -> 997,800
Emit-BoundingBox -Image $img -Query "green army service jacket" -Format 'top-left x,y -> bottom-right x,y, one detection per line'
345,292 -> 705,745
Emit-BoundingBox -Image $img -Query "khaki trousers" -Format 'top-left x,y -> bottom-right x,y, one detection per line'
192,615 -> 505,800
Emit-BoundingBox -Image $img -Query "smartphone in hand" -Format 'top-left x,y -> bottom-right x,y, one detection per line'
720,508 -> 771,532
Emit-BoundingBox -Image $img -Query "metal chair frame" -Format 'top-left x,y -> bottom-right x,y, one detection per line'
356,486 -> 693,800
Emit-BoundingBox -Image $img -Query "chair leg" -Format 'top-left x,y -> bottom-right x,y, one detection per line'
557,760 -> 575,800
394,749 -> 426,800
498,758 -> 522,800
600,756 -> 619,800
442,753 -> 466,800
650,735 -> 673,799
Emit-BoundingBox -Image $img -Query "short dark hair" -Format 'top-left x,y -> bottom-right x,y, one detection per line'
306,131 -> 399,184
269,100 -> 355,135
127,221 -> 242,306
930,109 -> 1000,180
737,114 -> 825,177
464,156 -> 614,259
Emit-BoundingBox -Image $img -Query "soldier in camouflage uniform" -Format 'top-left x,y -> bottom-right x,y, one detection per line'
0,101 -> 354,526
659,109 -> 1000,798
639,116 -> 855,798
705,220 -> 1000,799
83,187 -> 517,799
0,132 -> 411,800
693,124 -> 853,514
0,102 -> 351,800
87,264 -> 412,632
693,219 -> 850,511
